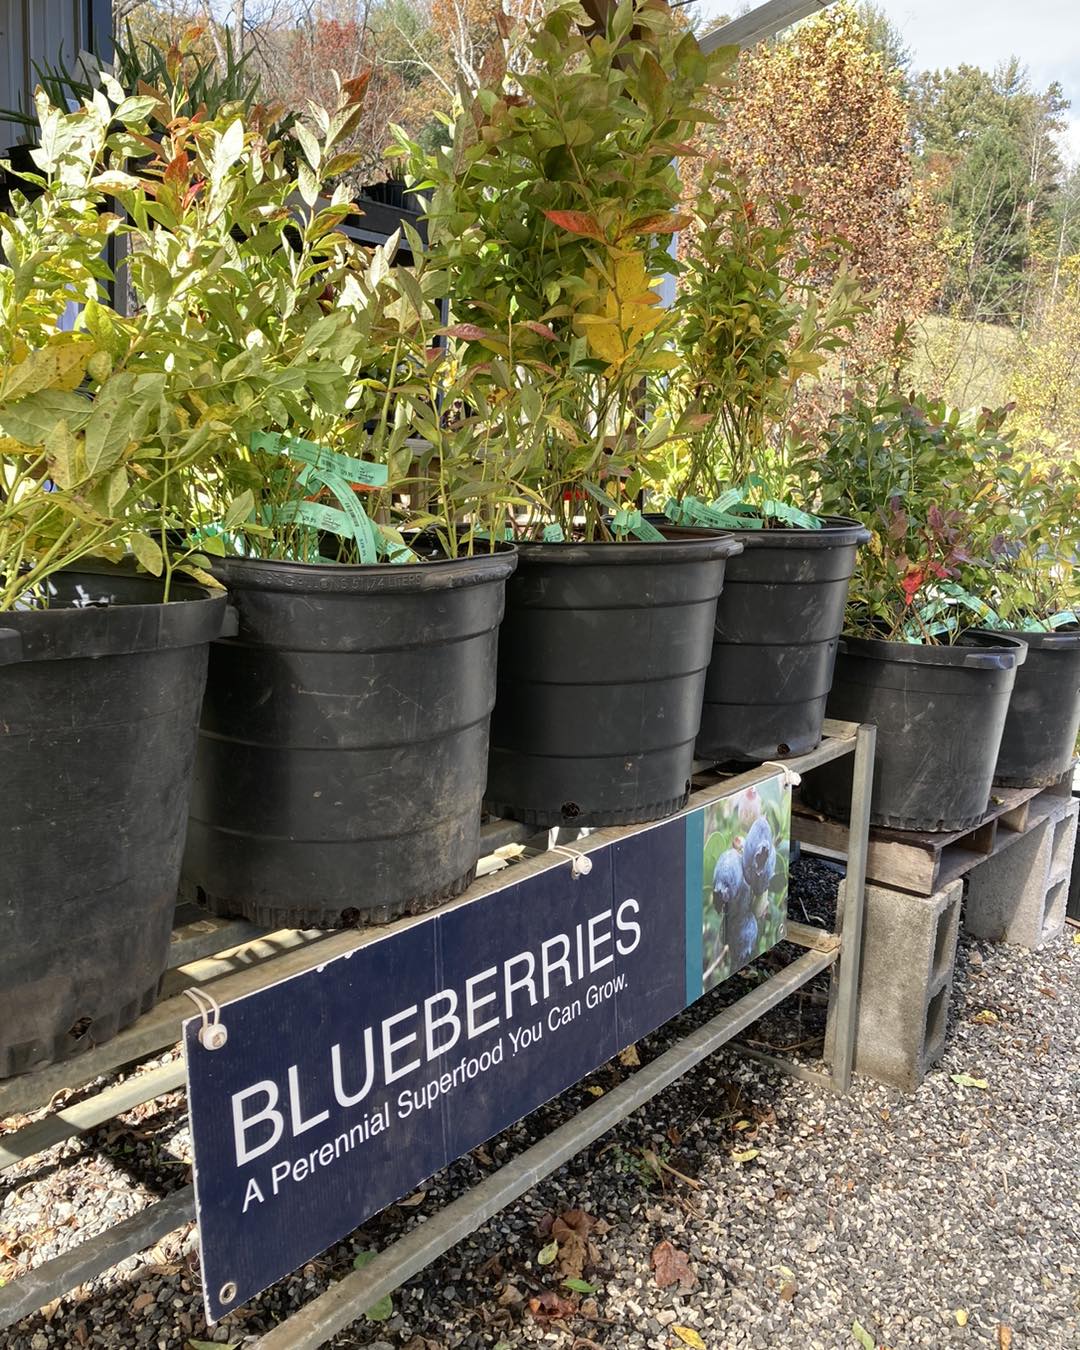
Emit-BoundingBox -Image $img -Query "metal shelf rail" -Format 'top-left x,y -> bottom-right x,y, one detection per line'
0,718 -> 875,1346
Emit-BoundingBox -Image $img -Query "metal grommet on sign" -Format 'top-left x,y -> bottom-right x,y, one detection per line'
763,760 -> 801,788
218,1280 -> 237,1306
184,987 -> 229,1050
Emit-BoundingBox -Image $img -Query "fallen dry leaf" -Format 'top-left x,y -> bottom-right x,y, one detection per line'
618,1044 -> 641,1067
955,1308 -> 968,1326
779,1280 -> 797,1301
651,1239 -> 697,1291
132,1292 -> 156,1313
528,1290 -> 577,1320
552,1209 -> 601,1280
497,1283 -> 524,1308
997,1326 -> 1013,1349
672,1327 -> 706,1350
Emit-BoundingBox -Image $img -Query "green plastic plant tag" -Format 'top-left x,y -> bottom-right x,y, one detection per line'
272,500 -> 352,534
612,508 -> 666,542
1049,610 -> 1078,629
542,523 -> 565,542
666,495 -> 759,531
250,430 -> 389,488
314,467 -> 380,565
760,499 -> 824,530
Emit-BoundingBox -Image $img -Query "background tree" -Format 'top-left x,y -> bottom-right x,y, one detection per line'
913,60 -> 1067,324
697,3 -> 944,382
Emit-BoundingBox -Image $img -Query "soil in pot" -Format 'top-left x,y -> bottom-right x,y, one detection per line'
695,517 -> 870,765
484,529 -> 743,828
182,547 -> 517,929
799,630 -> 1027,832
973,626 -> 1080,787
0,568 -> 227,1079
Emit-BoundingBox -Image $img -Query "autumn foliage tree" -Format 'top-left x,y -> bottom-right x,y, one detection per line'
698,3 -> 944,379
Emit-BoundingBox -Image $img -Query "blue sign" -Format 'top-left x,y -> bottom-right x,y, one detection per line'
185,774 -> 790,1322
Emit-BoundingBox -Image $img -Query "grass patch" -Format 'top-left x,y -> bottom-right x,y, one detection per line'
905,313 -> 1019,411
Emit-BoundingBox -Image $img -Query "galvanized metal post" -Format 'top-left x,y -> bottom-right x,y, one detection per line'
829,721 -> 876,1093
698,0 -> 837,54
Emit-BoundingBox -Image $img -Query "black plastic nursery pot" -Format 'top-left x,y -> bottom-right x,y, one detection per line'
973,626 -> 1080,788
800,631 -> 1027,832
484,529 -> 743,828
182,548 -> 517,929
0,568 -> 228,1079
695,517 -> 870,765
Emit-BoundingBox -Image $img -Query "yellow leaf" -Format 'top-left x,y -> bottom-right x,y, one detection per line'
672,1327 -> 706,1350
731,1148 -> 759,1164
129,532 -> 163,577
0,337 -> 95,399
618,1044 -> 640,1067
43,419 -> 83,489
972,1010 -> 998,1025
955,1309 -> 968,1327
585,1085 -> 604,1097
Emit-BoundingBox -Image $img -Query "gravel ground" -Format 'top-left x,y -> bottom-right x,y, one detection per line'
2,859 -> 1079,1350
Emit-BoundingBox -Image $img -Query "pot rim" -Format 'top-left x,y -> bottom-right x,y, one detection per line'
0,563 -> 227,665
513,531 -> 743,565
211,541 -> 518,595
723,514 -> 871,549
971,623 -> 1080,651
838,630 -> 1028,671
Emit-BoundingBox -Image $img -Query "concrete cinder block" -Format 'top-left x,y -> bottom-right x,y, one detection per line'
826,877 -> 963,1092
965,797 -> 1078,949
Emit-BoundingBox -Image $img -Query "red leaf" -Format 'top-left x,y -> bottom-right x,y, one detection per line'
900,567 -> 925,606
543,210 -> 606,241
443,323 -> 492,341
521,320 -> 559,341
623,211 -> 691,236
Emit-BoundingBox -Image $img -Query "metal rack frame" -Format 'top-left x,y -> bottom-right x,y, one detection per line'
0,718 -> 874,1344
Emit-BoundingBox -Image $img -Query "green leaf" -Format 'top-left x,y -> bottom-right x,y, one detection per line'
851,1321 -> 875,1349
537,1240 -> 559,1266
84,376 -> 143,476
950,1073 -> 988,1090
222,489 -> 256,530
563,1278 -> 598,1294
129,533 -> 163,576
0,389 -> 91,445
114,94 -> 162,125
352,1250 -> 394,1322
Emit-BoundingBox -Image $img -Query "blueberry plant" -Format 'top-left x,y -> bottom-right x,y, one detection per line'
0,83 -> 229,609
809,388 -> 1008,641
661,161 -> 864,532
969,455 -> 1080,632
399,0 -> 736,539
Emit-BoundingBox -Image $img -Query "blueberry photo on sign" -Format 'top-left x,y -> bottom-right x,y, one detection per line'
701,778 -> 790,990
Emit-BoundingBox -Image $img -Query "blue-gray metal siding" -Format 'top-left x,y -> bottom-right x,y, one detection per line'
0,0 -> 112,130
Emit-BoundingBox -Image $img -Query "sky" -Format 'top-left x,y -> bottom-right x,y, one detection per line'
697,0 -> 1080,162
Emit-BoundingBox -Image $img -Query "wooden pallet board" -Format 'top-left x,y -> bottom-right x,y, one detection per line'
793,780 -> 1069,896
